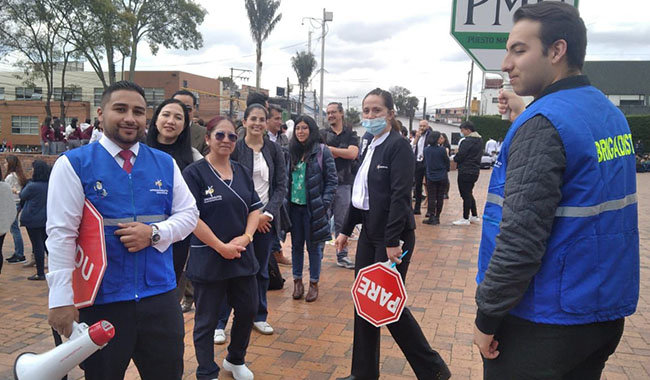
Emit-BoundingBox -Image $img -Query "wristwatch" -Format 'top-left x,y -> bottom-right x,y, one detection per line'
151,224 -> 161,245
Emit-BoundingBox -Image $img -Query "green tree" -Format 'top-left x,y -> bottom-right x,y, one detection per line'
118,0 -> 207,81
218,76 -> 239,90
0,0 -> 65,117
245,0 -> 282,89
291,51 -> 317,114
390,85 -> 419,129
345,107 -> 361,126
50,0 -> 131,88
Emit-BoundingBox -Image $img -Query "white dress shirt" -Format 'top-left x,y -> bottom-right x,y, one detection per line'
45,135 -> 199,308
352,131 -> 390,211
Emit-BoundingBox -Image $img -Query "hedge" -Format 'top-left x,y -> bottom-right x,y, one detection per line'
470,114 -> 650,153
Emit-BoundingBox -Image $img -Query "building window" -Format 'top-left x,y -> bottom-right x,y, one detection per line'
53,87 -> 82,101
11,116 -> 40,135
94,88 -> 104,106
0,87 -> 4,100
15,87 -> 43,100
144,88 -> 165,108
492,97 -> 499,103
620,99 -> 644,106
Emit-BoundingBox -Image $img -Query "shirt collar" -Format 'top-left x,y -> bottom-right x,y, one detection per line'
99,135 -> 139,158
369,130 -> 390,149
529,75 -> 591,107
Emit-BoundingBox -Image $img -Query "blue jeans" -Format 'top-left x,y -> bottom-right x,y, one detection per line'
10,207 -> 24,258
216,226 -> 275,329
289,204 -> 323,282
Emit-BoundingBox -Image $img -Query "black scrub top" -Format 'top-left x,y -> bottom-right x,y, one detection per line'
182,159 -> 263,282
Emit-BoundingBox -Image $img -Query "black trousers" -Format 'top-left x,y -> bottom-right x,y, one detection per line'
193,276 -> 258,380
457,173 -> 478,219
79,290 -> 184,380
413,161 -> 426,211
26,226 -> 47,277
426,179 -> 447,217
350,219 -> 448,379
484,316 -> 624,380
172,236 -> 192,302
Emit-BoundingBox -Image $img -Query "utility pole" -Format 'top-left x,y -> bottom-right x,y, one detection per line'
465,61 -> 475,121
422,97 -> 427,120
228,67 -> 252,119
313,89 -> 318,120
319,9 -> 333,128
345,95 -> 358,112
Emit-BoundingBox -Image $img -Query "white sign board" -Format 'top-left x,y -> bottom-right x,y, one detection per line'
451,0 -> 580,72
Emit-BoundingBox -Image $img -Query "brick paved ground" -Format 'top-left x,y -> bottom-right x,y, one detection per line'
1,170 -> 649,380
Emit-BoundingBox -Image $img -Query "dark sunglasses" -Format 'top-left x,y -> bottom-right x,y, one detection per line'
214,131 -> 238,142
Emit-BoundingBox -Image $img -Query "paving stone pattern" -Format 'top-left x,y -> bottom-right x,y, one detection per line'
1,170 -> 649,379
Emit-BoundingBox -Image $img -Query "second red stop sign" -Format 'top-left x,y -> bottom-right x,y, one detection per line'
351,262 -> 408,327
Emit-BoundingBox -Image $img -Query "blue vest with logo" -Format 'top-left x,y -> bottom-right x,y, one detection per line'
478,85 -> 639,325
65,142 -> 175,305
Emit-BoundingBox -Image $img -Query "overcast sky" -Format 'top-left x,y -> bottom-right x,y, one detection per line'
107,0 -> 650,111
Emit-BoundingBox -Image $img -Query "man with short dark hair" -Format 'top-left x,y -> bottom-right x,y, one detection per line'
412,120 -> 431,215
172,89 -> 208,156
46,81 -> 199,379
321,102 -> 359,269
267,104 -> 289,149
474,3 -> 639,379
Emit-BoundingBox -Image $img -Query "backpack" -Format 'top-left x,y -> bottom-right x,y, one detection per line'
267,254 -> 285,290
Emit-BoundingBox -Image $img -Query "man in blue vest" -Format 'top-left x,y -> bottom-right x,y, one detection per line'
46,81 -> 199,379
473,3 -> 639,379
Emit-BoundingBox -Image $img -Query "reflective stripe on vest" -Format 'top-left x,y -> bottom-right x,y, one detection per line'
103,214 -> 169,226
486,193 -> 638,218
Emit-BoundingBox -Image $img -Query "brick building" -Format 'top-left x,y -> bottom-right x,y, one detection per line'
0,68 -> 222,149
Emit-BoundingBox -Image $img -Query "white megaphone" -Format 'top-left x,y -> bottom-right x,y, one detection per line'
14,320 -> 115,380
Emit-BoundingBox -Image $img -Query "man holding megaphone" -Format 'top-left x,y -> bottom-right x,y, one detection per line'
45,81 -> 199,380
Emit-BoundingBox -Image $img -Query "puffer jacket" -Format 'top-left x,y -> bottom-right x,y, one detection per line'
287,143 -> 338,243
454,131 -> 483,177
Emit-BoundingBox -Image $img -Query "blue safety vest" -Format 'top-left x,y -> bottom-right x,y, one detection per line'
65,142 -> 175,305
478,85 -> 639,325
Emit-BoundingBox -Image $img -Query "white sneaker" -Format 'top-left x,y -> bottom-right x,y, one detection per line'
223,358 -> 254,380
253,321 -> 274,335
213,329 -> 226,344
469,216 -> 481,223
452,218 -> 470,226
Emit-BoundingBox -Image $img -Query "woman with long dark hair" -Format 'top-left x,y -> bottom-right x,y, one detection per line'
67,118 -> 82,150
20,160 -> 50,280
3,155 -> 27,264
215,103 -> 287,342
146,98 -> 202,295
287,115 -> 337,302
335,88 -> 450,380
422,131 -> 450,225
182,116 -> 261,380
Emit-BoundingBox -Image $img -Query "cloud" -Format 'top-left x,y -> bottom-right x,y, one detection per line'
335,14 -> 431,44
588,28 -> 650,47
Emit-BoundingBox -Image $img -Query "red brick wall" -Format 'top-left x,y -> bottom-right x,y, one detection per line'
0,152 -> 59,179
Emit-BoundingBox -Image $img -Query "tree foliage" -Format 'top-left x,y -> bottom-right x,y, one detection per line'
291,51 -> 317,114
345,107 -> 361,126
0,0 -> 66,117
245,0 -> 282,89
119,0 -> 207,81
389,86 -> 419,117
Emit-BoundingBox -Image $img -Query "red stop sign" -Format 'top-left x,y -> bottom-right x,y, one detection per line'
73,200 -> 107,309
351,262 -> 408,327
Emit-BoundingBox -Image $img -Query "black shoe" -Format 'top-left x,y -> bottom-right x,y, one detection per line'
336,376 -> 375,380
432,216 -> 440,225
414,209 -> 421,215
425,211 -> 431,218
27,274 -> 45,281
8,256 -> 26,264
5,254 -> 17,262
422,218 -> 434,225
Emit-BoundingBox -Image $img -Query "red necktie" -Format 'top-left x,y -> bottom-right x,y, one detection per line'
118,150 -> 134,174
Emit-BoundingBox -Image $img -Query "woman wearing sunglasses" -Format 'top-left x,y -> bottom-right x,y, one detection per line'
215,103 -> 287,342
182,116 -> 261,380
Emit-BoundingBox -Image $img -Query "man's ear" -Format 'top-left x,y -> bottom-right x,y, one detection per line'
550,39 -> 569,65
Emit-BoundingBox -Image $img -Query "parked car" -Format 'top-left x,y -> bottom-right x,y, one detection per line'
481,153 -> 495,169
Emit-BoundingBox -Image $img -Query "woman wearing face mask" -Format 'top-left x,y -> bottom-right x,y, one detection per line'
214,103 -> 287,343
287,115 -> 337,302
146,98 -> 203,293
335,88 -> 450,380
182,116 -> 261,380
